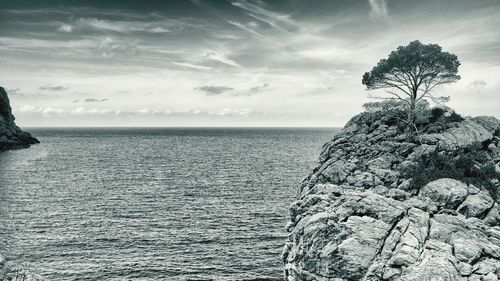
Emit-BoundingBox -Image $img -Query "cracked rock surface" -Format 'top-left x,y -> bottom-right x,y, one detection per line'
283,111 -> 500,281
0,87 -> 39,151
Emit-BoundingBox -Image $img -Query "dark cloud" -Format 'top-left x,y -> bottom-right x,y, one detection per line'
195,85 -> 234,95
39,85 -> 68,91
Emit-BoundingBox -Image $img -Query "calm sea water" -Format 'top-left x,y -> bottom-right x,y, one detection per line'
0,128 -> 337,280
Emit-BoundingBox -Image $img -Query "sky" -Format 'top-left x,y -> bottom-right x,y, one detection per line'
0,0 -> 499,127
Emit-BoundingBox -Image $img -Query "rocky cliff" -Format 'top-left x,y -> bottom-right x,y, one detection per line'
283,109 -> 500,281
0,87 -> 39,151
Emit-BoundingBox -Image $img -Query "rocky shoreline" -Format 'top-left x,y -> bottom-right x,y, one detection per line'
283,109 -> 500,280
0,87 -> 39,151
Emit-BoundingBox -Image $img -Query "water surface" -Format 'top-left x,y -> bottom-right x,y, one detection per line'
0,128 -> 337,280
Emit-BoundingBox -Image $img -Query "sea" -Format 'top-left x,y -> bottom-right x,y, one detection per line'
0,128 -> 338,281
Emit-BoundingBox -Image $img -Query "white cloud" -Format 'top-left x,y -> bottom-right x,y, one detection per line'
19,105 -> 65,116
173,62 -> 212,71
231,0 -> 297,32
75,17 -> 176,34
57,24 -> 73,32
368,0 -> 389,19
226,20 -> 266,39
95,37 -> 137,59
148,26 -> 171,33
20,105 -> 119,116
203,50 -> 241,68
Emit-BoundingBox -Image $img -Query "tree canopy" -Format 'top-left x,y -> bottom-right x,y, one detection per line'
362,40 -> 460,106
362,40 -> 461,130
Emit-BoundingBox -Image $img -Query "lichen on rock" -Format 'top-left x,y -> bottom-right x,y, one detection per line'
283,109 -> 500,281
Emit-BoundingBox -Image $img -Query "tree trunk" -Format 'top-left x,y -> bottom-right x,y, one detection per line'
406,91 -> 417,140
408,97 -> 416,126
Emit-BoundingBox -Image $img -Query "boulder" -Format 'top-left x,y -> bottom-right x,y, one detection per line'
419,178 -> 468,209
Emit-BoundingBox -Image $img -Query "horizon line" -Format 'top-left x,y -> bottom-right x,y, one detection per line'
23,126 -> 342,129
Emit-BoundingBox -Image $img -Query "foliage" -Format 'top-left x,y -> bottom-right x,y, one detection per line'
416,107 -> 464,134
362,40 -> 461,131
362,99 -> 465,134
362,40 -> 461,99
401,143 -> 499,198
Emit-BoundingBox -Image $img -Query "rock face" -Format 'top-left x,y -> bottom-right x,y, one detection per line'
0,255 -> 44,281
0,87 -> 39,151
283,110 -> 500,281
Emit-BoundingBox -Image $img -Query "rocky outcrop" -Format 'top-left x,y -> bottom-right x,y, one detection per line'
0,255 -> 44,281
0,87 -> 39,151
283,110 -> 500,281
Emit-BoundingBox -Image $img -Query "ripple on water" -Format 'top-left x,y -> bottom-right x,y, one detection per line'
0,128 -> 337,280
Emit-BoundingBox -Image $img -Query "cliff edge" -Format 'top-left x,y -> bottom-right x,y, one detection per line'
0,87 -> 39,151
283,108 -> 500,281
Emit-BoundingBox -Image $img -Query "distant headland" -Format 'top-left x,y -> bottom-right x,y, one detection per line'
0,87 -> 39,151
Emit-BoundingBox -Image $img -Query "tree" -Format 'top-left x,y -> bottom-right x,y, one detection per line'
362,40 -> 461,131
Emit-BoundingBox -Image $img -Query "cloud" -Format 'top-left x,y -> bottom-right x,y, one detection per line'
249,82 -> 270,94
57,24 -> 73,32
148,26 -> 171,33
5,88 -> 61,99
95,37 -> 137,58
19,105 -> 65,116
368,0 -> 389,19
6,88 -> 22,96
83,98 -> 108,103
212,108 -> 252,116
203,51 -> 241,68
4,0 -> 500,126
173,62 -> 212,71
230,0 -> 297,32
39,85 -> 68,91
19,105 -> 117,116
226,20 -> 266,39
78,18 -> 128,32
467,80 -> 487,90
195,85 -> 234,95
18,105 -> 255,118
467,80 -> 488,88
70,107 -> 115,115
76,17 -> 173,34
